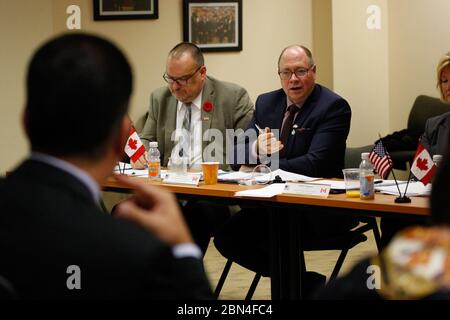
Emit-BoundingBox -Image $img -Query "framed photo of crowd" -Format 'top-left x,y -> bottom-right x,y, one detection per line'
183,0 -> 242,52
93,0 -> 158,20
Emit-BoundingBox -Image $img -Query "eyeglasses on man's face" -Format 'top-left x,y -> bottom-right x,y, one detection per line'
163,66 -> 202,86
278,65 -> 315,80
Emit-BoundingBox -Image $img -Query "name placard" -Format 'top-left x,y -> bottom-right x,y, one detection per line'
163,173 -> 201,186
283,182 -> 330,197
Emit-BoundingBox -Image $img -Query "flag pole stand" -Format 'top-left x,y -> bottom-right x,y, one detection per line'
395,169 -> 413,203
395,195 -> 411,203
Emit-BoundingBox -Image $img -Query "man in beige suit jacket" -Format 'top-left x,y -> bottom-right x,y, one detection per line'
133,42 -> 254,170
133,42 -> 254,253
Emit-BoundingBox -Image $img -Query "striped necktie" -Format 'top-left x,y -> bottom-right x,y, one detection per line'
179,103 -> 192,160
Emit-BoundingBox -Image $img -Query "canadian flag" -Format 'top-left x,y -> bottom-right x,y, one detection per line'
410,143 -> 436,185
124,127 -> 145,162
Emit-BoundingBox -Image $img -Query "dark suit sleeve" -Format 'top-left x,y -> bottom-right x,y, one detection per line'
140,246 -> 213,300
421,113 -> 450,156
314,258 -> 381,300
169,257 -> 214,299
279,99 -> 351,178
421,117 -> 434,154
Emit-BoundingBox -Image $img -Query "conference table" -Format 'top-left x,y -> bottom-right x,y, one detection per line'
103,176 -> 429,300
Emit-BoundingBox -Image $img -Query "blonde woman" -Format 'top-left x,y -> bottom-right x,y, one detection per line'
422,52 -> 450,156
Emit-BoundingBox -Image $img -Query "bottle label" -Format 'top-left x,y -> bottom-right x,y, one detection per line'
148,161 -> 160,178
360,174 -> 374,199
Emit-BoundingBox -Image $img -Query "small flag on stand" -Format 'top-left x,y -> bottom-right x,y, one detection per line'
369,140 -> 393,179
410,143 -> 436,186
124,127 -> 145,162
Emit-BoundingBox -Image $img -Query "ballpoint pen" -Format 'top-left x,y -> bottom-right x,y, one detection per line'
254,124 -> 265,134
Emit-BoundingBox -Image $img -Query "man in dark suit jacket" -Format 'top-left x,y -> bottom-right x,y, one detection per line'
0,33 -> 212,299
215,45 -> 358,297
235,79 -> 350,178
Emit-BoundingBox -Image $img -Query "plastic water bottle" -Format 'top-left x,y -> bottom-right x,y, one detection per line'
147,141 -> 161,180
359,152 -> 375,200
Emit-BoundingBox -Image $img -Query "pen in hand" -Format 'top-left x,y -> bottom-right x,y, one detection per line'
254,123 -> 264,134
255,124 -> 271,134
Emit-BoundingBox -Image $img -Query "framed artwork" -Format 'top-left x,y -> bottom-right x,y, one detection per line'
183,0 -> 242,52
93,0 -> 158,20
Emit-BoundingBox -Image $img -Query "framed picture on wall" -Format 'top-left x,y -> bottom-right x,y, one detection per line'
183,0 -> 242,52
93,0 -> 158,20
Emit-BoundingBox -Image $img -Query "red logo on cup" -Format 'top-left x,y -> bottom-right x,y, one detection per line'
202,100 -> 213,112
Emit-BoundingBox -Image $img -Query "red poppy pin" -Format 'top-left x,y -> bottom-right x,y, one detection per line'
202,100 -> 213,113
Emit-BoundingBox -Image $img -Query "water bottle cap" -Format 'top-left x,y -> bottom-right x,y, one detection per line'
149,141 -> 158,148
361,152 -> 370,160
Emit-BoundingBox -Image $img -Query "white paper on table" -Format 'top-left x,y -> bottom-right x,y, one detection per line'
234,184 -> 286,198
219,169 -> 318,183
308,179 -> 408,190
374,180 -> 407,187
113,168 -> 170,178
376,181 -> 431,197
257,169 -> 319,183
114,169 -> 149,177
218,171 -> 253,182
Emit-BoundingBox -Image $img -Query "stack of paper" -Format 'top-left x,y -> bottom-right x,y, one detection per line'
218,171 -> 252,182
376,181 -> 431,197
219,169 -> 318,183
256,169 -> 319,183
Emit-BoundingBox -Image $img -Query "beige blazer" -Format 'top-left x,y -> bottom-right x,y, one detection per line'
140,76 -> 254,169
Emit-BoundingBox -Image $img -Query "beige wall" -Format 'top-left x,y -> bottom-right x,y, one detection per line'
330,0 -> 450,146
388,0 -> 450,131
0,0 -> 312,173
52,0 -> 312,122
332,0 -> 390,146
4,1 -> 450,173
0,0 -> 53,173
312,0 -> 333,89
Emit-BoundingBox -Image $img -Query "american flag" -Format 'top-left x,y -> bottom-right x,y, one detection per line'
369,140 -> 393,179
